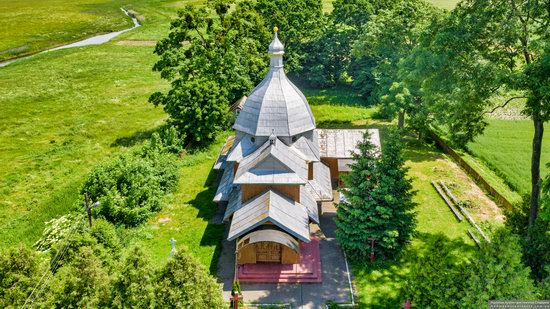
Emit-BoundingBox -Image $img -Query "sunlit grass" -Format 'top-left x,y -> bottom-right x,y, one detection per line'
0,0 -> 133,61
468,119 -> 550,195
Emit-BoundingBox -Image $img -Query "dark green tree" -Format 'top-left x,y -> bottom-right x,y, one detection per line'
150,0 -> 268,146
403,234 -> 464,308
353,0 -> 443,128
110,246 -> 155,308
336,130 -> 416,259
407,0 -> 550,227
405,229 -> 537,307
0,246 -> 42,308
254,0 -> 326,73
155,246 -> 224,308
335,131 -> 379,259
45,247 -> 111,308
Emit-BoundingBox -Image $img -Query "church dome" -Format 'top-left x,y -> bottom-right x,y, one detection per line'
233,29 -> 316,137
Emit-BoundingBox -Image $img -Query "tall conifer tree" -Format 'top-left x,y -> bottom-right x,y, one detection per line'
336,130 -> 416,259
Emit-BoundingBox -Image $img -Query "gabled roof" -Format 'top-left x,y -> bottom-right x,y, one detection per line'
224,186 -> 242,221
291,135 -> 320,162
232,32 -> 315,137
226,135 -> 257,163
230,96 -> 247,112
318,129 -> 381,158
234,137 -> 308,185
305,161 -> 333,201
213,161 -> 235,202
300,188 -> 319,224
213,136 -> 235,170
227,190 -> 310,242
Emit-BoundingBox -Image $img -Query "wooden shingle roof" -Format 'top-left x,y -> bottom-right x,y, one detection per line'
227,190 -> 310,242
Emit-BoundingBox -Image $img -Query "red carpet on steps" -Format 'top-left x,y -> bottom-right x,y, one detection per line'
237,236 -> 322,283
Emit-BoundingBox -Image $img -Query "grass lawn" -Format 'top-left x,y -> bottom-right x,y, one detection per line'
0,0 -> 188,250
304,87 -> 502,307
0,0 -> 459,62
467,119 -> 550,195
0,0 -> 134,61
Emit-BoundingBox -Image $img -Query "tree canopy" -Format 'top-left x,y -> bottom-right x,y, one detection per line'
336,130 -> 416,259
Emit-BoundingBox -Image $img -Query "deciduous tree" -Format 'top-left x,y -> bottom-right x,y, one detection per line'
407,0 -> 550,227
150,0 -> 268,146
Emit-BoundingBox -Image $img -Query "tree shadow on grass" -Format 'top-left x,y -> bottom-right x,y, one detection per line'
188,168 -> 226,274
110,127 -> 159,148
352,232 -> 474,308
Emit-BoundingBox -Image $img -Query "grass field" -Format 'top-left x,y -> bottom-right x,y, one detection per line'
467,119 -> 550,195
304,88 -> 501,307
0,0 -> 472,298
0,0 -> 135,61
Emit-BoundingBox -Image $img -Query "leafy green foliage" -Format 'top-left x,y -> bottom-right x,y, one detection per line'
110,246 -> 155,308
151,78 -> 230,145
403,235 -> 462,308
150,0 -> 269,146
255,0 -> 326,73
45,247 -> 111,308
354,0 -> 443,127
336,130 -> 416,259
0,246 -> 43,308
506,196 -> 550,282
405,229 -> 537,306
155,246 -> 224,308
460,229 -> 536,305
81,151 -> 178,227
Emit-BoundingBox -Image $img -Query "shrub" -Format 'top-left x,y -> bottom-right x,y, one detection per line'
0,246 -> 43,308
460,229 -> 536,306
140,126 -> 186,156
45,247 -> 111,308
110,246 -> 155,308
81,151 -> 178,227
35,213 -> 85,252
155,246 -> 224,308
405,229 -> 536,307
403,234 -> 463,308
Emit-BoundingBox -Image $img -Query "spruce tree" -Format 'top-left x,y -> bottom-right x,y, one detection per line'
336,130 -> 416,260
375,130 -> 416,255
155,246 -> 224,308
110,246 -> 155,308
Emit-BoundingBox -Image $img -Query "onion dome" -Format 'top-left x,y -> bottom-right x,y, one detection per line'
233,27 -> 316,137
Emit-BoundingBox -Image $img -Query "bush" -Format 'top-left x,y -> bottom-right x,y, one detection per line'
0,246 -> 43,308
460,229 -> 536,306
110,246 -> 155,308
45,247 -> 111,308
405,229 -> 536,307
81,151 -> 178,227
155,246 -> 224,308
140,125 -> 186,156
403,234 -> 463,308
35,213 -> 85,252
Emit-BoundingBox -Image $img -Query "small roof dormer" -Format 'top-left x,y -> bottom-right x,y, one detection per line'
233,27 -> 316,137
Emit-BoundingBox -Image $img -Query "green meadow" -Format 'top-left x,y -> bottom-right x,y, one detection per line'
468,119 -> 550,196
0,0 -> 134,61
2,0 -> 497,306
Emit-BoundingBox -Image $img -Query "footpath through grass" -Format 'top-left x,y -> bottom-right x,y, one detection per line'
0,0 -> 192,250
0,0 -> 134,61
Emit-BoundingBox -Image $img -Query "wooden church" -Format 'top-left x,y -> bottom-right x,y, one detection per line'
213,28 -> 380,270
